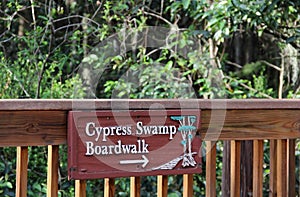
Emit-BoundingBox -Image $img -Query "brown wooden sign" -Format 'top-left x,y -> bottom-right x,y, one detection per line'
68,110 -> 201,179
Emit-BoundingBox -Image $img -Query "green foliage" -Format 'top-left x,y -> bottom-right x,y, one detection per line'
0,28 -> 85,99
201,0 -> 300,44
115,178 -> 130,196
104,60 -> 198,99
0,148 -> 16,197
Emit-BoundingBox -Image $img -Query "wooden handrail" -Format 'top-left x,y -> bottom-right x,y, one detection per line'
0,99 -> 298,196
1,100 -> 300,147
0,99 -> 300,110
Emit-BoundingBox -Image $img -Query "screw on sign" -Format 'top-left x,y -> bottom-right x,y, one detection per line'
68,110 -> 201,179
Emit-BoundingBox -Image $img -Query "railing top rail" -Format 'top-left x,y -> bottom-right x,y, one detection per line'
0,99 -> 300,110
0,99 -> 300,146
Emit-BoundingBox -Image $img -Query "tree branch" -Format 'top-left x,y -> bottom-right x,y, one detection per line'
30,0 -> 37,31
3,65 -> 30,97
259,60 -> 281,71
226,61 -> 243,69
264,29 -> 300,49
224,76 -> 274,99
142,10 -> 173,26
278,53 -> 284,99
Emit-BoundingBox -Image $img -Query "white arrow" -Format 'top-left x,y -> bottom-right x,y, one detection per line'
120,155 -> 149,168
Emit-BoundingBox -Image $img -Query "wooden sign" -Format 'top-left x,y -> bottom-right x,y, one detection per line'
68,110 -> 201,179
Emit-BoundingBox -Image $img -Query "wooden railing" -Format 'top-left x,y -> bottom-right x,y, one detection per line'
0,99 -> 299,197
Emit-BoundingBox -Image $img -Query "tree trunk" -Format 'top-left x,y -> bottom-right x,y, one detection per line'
240,141 -> 253,196
223,28 -> 257,196
240,30 -> 256,197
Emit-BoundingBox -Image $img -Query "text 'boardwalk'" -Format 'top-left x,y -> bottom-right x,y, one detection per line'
68,110 -> 202,179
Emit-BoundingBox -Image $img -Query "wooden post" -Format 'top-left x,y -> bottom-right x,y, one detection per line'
240,140 -> 253,197
75,180 -> 86,197
269,140 -> 277,197
276,139 -> 287,196
183,174 -> 193,197
222,141 -> 230,197
253,140 -> 263,197
16,146 -> 28,197
206,141 -> 216,197
287,139 -> 296,197
157,175 -> 168,197
230,140 -> 241,197
104,178 -> 115,197
130,177 -> 140,197
47,145 -> 59,197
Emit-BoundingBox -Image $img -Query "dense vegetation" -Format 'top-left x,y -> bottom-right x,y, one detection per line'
0,0 -> 299,196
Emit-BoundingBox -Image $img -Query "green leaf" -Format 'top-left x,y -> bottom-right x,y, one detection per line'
38,15 -> 49,21
6,181 -> 13,189
286,36 -> 298,43
168,192 -> 180,197
165,61 -> 173,70
33,182 -> 42,191
232,0 -> 248,10
182,0 -> 191,10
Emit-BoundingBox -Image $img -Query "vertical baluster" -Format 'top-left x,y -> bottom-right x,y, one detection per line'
253,140 -> 263,197
130,177 -> 140,197
287,139 -> 296,197
157,175 -> 168,197
206,141 -> 216,197
230,140 -> 241,197
16,146 -> 28,197
104,178 -> 115,197
75,180 -> 86,197
269,139 -> 277,197
276,139 -> 287,196
222,141 -> 230,196
47,145 -> 59,197
183,174 -> 193,197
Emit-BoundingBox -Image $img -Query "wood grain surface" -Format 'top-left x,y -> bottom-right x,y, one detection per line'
201,109 -> 300,140
1,108 -> 299,147
0,111 -> 67,147
0,99 -> 300,110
